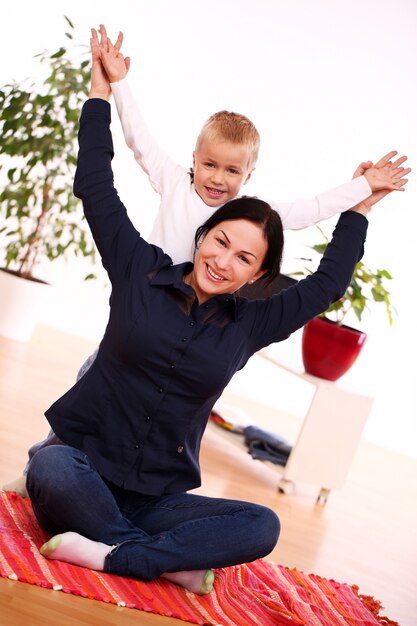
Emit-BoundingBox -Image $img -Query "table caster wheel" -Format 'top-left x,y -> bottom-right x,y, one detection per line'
278,479 -> 294,494
316,487 -> 330,505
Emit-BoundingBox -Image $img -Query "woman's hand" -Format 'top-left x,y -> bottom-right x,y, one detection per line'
89,28 -> 111,100
97,24 -> 131,84
351,151 -> 410,216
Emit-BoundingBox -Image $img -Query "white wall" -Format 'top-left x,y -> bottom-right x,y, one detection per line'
1,0 -> 416,457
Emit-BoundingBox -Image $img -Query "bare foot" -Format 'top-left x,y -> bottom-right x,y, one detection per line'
2,475 -> 28,498
162,569 -> 214,595
40,532 -> 113,570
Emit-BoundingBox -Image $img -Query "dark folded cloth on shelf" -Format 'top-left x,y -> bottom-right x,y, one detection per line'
244,425 -> 292,467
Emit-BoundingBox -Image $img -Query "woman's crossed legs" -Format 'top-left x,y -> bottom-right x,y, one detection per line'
26,445 -> 280,594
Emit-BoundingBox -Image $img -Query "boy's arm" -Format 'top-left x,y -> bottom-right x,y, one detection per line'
111,78 -> 178,194
270,151 -> 409,230
97,24 -> 179,196
269,176 -> 370,230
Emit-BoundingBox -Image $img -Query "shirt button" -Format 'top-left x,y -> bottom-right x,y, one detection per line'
158,388 -> 163,393
145,416 -> 151,422
170,363 -> 175,369
182,337 -> 187,342
134,444 -> 140,450
204,304 -> 209,310
177,445 -> 184,453
189,321 -> 195,326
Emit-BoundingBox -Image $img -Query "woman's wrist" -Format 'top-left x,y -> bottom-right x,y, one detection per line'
89,90 -> 110,101
349,201 -> 369,217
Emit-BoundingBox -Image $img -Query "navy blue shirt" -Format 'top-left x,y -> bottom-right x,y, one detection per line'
45,99 -> 368,495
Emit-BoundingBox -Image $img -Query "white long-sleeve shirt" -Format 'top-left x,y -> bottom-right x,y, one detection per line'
111,79 -> 372,264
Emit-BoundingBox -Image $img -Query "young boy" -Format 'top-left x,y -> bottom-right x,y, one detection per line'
3,25 -> 408,498
99,24 -> 378,265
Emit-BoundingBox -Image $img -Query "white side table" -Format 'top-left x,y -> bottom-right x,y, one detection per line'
257,350 -> 373,503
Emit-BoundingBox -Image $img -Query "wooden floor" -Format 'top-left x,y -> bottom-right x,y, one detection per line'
0,326 -> 416,626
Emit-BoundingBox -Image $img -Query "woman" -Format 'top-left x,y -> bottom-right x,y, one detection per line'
26,46 -> 408,596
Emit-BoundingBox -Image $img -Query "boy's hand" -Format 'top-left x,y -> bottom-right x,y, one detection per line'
353,150 -> 410,192
89,28 -> 111,100
98,23 -> 131,83
351,151 -> 410,216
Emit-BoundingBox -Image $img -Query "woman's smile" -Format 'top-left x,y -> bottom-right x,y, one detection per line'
206,264 -> 226,282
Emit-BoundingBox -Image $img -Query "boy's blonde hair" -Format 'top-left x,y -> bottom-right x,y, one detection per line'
195,111 -> 260,169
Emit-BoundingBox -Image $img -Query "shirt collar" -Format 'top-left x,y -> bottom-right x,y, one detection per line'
150,262 -> 238,320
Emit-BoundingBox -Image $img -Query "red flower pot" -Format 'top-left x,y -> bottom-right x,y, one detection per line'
302,317 -> 367,381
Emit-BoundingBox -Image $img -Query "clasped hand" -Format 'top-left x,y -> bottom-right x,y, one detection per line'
352,151 -> 410,215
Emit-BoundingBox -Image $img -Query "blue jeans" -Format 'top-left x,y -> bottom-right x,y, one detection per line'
26,445 -> 280,581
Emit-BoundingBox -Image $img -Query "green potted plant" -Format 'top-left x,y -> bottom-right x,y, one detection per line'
291,226 -> 395,381
0,16 -> 95,341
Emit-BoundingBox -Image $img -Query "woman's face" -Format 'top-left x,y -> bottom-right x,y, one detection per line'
188,219 -> 267,303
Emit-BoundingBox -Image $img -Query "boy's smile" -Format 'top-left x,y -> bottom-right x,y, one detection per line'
193,138 -> 253,207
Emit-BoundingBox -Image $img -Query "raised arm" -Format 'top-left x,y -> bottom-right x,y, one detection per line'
95,24 -> 176,195
74,98 -> 157,283
246,210 -> 368,351
248,155 -> 409,351
269,150 -> 409,230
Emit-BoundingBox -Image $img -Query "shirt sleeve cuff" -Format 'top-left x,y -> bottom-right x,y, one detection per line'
84,98 -> 111,116
356,174 -> 372,197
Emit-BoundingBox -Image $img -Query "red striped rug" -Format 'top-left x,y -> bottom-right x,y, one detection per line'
0,491 -> 398,625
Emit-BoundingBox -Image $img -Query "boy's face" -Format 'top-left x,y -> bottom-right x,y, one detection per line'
193,138 -> 254,207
